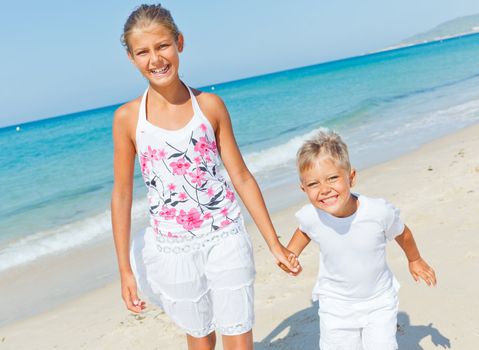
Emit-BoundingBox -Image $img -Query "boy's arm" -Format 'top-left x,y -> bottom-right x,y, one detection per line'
278,228 -> 311,275
287,228 -> 311,256
395,225 -> 437,286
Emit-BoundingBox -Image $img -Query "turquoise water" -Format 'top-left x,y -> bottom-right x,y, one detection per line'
1,33 -> 479,271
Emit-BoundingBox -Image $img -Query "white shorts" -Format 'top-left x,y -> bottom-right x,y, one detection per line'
130,219 -> 256,338
318,291 -> 398,350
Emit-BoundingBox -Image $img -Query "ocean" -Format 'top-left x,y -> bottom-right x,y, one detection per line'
1,32 -> 479,273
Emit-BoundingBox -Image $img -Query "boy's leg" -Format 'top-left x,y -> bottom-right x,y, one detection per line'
319,297 -> 362,350
361,295 -> 398,350
319,325 -> 362,350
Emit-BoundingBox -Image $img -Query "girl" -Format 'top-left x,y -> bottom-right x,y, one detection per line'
111,4 -> 299,350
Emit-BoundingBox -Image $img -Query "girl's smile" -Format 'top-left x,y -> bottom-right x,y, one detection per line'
127,24 -> 184,87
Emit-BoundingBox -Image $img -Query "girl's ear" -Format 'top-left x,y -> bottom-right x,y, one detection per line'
349,168 -> 357,187
300,183 -> 305,192
177,33 -> 184,52
127,50 -> 134,64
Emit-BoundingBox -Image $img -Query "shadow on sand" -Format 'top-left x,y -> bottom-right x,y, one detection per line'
397,312 -> 451,349
254,304 -> 451,349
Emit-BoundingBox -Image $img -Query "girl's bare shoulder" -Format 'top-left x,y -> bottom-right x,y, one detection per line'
113,96 -> 142,135
192,89 -> 229,129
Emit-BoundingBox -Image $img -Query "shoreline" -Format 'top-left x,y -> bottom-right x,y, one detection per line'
1,122 -> 478,349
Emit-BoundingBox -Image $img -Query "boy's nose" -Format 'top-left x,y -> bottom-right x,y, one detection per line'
319,184 -> 331,195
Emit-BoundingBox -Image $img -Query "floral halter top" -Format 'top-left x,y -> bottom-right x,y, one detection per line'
136,85 -> 241,238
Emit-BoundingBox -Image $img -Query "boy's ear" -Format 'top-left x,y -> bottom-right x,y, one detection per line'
300,183 -> 305,192
349,168 -> 357,187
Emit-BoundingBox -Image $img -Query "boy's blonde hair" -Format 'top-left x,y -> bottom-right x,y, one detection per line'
296,129 -> 351,173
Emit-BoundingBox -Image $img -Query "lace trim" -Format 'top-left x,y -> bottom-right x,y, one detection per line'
187,320 -> 254,338
155,224 -> 242,254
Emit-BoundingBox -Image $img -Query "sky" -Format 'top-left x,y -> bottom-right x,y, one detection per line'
1,0 -> 479,128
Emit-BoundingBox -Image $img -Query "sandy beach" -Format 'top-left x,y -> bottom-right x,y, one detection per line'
1,123 -> 478,349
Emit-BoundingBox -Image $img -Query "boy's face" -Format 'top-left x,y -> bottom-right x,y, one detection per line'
300,156 -> 357,218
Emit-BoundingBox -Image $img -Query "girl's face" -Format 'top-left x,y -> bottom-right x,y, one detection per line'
127,24 -> 184,88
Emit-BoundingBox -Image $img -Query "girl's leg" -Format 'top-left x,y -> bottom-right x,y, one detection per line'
187,332 -> 216,350
222,330 -> 253,350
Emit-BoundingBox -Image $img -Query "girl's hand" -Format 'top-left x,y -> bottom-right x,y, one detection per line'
121,272 -> 146,313
408,257 -> 437,286
271,243 -> 301,275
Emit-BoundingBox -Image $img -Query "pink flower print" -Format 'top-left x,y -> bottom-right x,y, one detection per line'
189,169 -> 206,187
159,207 -> 176,220
194,137 -> 211,156
210,141 -> 217,154
207,187 -> 215,197
220,207 -> 228,216
176,208 -> 204,230
221,219 -> 231,228
170,157 -> 191,175
140,156 -> 149,175
200,123 -> 208,132
203,212 -> 212,220
205,155 -> 212,163
146,145 -> 160,161
167,231 -> 179,238
168,183 -> 176,191
194,156 -> 202,165
178,192 -> 188,200
225,189 -> 235,201
158,148 -> 167,159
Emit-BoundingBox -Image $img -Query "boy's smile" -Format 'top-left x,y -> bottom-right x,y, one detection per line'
300,156 -> 358,218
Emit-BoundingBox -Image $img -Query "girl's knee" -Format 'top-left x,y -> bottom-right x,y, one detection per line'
187,331 -> 216,350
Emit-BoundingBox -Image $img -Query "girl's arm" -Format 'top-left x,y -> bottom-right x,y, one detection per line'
395,225 -> 437,286
111,103 -> 145,313
202,93 -> 299,272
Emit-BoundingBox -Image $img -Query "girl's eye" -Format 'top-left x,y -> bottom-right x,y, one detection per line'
307,182 -> 318,187
159,44 -> 169,49
136,51 -> 147,56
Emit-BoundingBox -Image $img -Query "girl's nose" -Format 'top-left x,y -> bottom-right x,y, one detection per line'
150,52 -> 161,64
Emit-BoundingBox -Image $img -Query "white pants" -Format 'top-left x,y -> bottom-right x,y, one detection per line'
130,220 -> 256,337
318,291 -> 398,350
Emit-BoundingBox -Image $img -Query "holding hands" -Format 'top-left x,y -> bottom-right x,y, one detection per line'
271,243 -> 302,276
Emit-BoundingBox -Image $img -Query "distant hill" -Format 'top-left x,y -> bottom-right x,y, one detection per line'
400,13 -> 479,45
373,14 -> 479,53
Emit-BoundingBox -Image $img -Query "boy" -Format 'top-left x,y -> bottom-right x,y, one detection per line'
284,130 -> 436,349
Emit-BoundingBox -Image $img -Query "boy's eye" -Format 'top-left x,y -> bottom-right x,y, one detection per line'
307,182 -> 318,187
327,176 -> 338,183
159,43 -> 170,49
136,51 -> 147,56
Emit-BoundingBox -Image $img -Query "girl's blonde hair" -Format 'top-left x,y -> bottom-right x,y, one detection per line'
121,4 -> 180,52
296,129 -> 351,173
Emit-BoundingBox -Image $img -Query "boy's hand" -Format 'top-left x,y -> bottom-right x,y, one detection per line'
278,252 -> 302,276
409,257 -> 437,286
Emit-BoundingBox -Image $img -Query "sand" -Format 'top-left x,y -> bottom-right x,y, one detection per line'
1,123 -> 478,349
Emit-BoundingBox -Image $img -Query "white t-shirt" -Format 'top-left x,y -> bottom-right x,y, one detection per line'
295,194 -> 404,302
